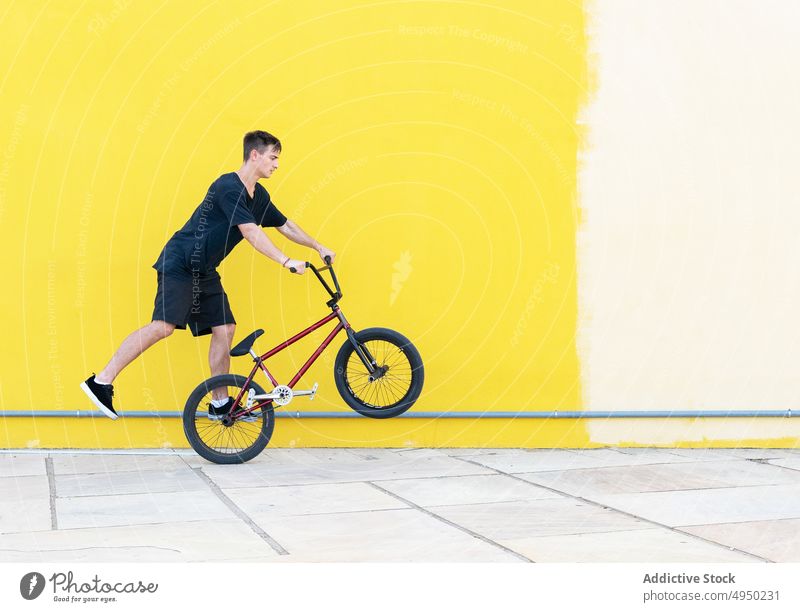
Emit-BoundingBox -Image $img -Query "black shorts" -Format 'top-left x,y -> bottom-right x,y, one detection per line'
152,272 -> 235,337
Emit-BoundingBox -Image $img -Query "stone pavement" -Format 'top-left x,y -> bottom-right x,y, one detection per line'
1,447 -> 799,563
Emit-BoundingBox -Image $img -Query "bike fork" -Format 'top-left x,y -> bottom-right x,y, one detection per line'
337,310 -> 378,375
347,329 -> 377,370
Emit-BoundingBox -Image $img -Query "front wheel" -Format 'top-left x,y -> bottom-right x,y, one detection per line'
334,327 -> 424,419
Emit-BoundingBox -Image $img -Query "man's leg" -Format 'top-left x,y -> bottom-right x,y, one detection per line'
95,320 -> 176,384
209,323 -> 236,401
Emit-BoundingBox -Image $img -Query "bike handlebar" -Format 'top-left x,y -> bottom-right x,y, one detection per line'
289,256 -> 342,305
289,255 -> 332,274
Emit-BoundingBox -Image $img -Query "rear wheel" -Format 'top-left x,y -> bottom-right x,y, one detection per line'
334,327 -> 423,419
183,374 -> 274,464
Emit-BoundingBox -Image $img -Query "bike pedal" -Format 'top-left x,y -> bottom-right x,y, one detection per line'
309,382 -> 318,401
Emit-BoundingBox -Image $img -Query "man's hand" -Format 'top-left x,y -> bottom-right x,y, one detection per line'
284,258 -> 307,274
277,221 -> 335,265
317,245 -> 336,264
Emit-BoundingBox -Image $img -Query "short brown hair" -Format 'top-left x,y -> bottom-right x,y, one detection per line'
243,130 -> 281,161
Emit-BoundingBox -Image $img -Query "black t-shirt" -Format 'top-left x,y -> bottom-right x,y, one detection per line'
153,173 -> 287,276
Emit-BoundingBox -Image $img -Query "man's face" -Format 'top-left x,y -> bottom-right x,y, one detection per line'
254,145 -> 280,178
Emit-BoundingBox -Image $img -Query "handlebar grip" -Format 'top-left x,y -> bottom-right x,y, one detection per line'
289,267 -> 296,273
324,255 -> 332,265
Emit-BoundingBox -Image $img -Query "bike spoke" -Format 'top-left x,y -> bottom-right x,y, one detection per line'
382,376 -> 407,401
206,423 -> 228,450
230,425 -> 253,452
228,425 -> 244,451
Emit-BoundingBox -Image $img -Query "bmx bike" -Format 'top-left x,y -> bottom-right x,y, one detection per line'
182,257 -> 424,464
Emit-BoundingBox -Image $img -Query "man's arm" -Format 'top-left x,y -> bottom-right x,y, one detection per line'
277,219 -> 336,263
239,222 -> 306,273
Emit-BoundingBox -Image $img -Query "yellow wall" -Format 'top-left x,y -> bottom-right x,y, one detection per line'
1,1 -> 587,448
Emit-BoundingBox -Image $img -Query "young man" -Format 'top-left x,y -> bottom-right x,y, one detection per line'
80,130 -> 335,420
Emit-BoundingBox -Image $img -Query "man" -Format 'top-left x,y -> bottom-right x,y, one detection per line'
80,130 -> 335,420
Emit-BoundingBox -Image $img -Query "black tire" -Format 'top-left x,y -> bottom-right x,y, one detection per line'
334,327 -> 424,419
183,374 -> 275,464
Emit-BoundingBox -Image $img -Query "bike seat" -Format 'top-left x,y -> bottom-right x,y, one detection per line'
230,329 -> 265,357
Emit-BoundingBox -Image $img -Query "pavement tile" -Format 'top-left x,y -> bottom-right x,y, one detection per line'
177,454 -> 219,468
274,448 -> 444,462
267,449 -> 351,464
720,449 -> 800,460
498,528 -> 758,563
55,469 -> 206,498
589,484 -> 800,527
257,449 -> 306,462
0,520 -> 278,562
682,519 -> 800,562
340,449 -> 408,460
200,455 -> 493,488
253,508 -> 522,562
0,475 -> 50,501
0,455 -> 46,477
50,454 -> 191,475
254,449 -> 394,464
444,449 -> 530,458
0,498 -> 51,534
516,460 -> 800,497
660,448 -> 795,461
224,482 -> 407,517
56,490 -> 235,529
610,448 -> 727,462
765,457 -> 800,472
375,474 -> 562,507
431,498 -> 651,540
204,555 -> 282,563
460,449 -> 692,473
389,448 -> 453,458
566,449 -> 698,465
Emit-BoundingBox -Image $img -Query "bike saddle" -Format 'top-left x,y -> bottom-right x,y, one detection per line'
230,329 -> 265,357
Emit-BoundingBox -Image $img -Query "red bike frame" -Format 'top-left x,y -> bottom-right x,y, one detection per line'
229,306 -> 352,418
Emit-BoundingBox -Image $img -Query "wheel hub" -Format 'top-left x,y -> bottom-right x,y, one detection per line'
368,365 -> 389,382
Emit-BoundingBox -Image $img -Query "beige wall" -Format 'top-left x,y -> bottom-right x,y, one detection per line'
579,1 -> 800,427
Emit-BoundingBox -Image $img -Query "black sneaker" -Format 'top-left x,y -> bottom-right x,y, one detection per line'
208,397 -> 235,421
80,375 -> 118,420
208,397 -> 261,422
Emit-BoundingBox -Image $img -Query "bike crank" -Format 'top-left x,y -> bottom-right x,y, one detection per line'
249,383 -> 319,407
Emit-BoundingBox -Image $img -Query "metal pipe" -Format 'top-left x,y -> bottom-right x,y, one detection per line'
0,410 -> 795,418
